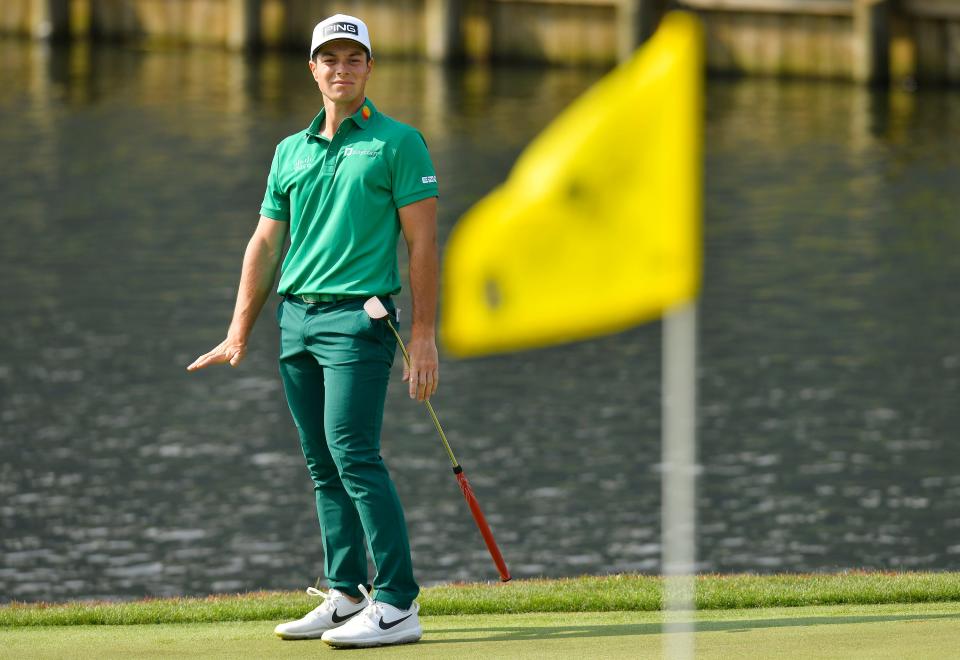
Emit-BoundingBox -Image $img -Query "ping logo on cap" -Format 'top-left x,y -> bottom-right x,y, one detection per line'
324,22 -> 358,37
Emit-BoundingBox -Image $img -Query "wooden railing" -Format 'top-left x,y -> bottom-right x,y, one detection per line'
681,0 -> 852,16
2,0 -> 959,83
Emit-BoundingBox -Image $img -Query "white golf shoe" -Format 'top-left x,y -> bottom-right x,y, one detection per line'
320,585 -> 422,648
273,586 -> 366,640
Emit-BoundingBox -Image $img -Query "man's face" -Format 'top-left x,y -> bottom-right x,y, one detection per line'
309,40 -> 373,106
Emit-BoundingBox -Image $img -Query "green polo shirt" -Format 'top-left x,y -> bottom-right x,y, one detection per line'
260,99 -> 438,297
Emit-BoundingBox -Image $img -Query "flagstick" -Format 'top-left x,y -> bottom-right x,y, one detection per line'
662,300 -> 697,660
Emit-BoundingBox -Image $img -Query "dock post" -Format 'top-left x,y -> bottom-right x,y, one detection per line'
617,0 -> 661,62
425,0 -> 463,62
30,0 -> 70,40
227,0 -> 261,51
853,0 -> 890,85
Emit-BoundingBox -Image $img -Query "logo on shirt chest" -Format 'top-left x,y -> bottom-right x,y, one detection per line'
293,155 -> 316,172
343,146 -> 380,158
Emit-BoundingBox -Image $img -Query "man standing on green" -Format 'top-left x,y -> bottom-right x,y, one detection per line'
187,14 -> 437,648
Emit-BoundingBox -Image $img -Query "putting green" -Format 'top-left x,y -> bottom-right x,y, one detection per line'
2,603 -> 958,659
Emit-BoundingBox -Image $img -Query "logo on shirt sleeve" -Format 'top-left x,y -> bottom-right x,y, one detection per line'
421,175 -> 437,184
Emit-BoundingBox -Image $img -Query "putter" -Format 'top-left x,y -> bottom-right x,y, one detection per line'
364,296 -> 511,582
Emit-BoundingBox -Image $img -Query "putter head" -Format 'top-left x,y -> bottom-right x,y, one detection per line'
363,296 -> 390,320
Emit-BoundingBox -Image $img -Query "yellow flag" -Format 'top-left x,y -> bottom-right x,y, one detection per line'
441,12 -> 704,357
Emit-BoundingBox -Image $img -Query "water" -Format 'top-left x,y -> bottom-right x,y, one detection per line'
1,40 -> 959,603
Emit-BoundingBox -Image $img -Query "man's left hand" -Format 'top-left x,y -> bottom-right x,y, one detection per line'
403,337 -> 439,401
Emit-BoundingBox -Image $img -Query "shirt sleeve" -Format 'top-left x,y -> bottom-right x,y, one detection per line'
391,130 -> 439,209
259,146 -> 290,222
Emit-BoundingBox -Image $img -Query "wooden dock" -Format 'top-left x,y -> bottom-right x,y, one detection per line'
1,0 -> 958,84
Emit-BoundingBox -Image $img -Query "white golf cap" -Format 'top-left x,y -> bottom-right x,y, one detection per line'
310,14 -> 372,59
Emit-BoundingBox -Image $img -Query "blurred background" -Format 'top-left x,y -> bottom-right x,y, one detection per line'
1,0 -> 958,603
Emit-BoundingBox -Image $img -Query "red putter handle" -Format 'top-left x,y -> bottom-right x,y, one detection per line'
455,467 -> 512,582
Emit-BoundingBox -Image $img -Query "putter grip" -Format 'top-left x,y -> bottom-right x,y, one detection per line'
457,471 -> 512,582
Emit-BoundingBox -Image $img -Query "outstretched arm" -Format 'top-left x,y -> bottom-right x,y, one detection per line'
398,197 -> 439,401
187,215 -> 288,371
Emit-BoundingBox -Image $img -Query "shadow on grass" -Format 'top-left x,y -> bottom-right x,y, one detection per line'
422,612 -> 960,645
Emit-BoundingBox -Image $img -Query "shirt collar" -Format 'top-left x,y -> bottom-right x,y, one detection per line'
305,98 -> 377,140
349,99 -> 377,129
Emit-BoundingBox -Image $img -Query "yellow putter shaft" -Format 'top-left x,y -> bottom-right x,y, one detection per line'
384,319 -> 459,469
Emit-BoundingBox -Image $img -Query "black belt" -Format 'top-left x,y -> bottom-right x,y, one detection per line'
285,293 -> 388,305
285,293 -> 359,304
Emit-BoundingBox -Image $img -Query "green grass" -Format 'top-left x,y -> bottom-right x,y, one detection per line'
3,572 -> 960,627
2,604 -> 960,659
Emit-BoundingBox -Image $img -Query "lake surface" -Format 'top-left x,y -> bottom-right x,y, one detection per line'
1,39 -> 958,603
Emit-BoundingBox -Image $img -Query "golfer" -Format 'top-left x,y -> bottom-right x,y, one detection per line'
187,14 -> 437,648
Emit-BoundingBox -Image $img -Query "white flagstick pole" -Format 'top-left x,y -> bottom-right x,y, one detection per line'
662,300 -> 697,659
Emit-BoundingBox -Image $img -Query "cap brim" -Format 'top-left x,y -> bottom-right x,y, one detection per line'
310,38 -> 371,60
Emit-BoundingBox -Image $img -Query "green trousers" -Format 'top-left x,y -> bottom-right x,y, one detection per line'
277,295 -> 418,610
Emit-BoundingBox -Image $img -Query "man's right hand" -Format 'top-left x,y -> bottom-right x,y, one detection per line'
187,216 -> 287,373
187,337 -> 247,371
